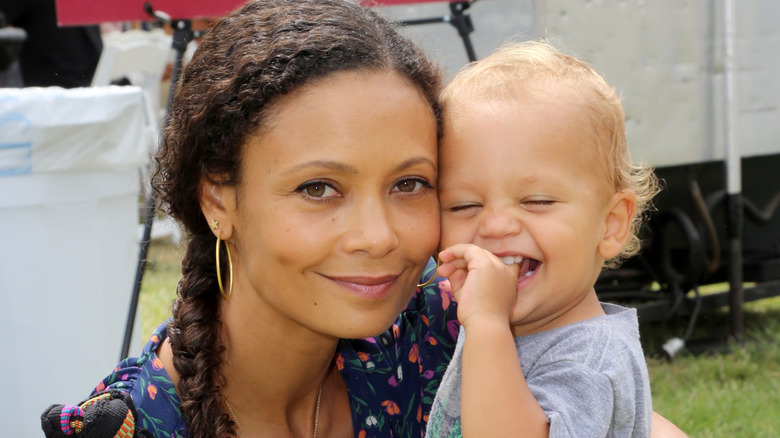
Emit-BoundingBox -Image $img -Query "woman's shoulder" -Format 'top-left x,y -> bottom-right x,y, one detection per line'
92,322 -> 170,394
42,322 -> 185,437
90,321 -> 186,437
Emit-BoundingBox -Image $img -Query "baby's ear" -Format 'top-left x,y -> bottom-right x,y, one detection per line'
598,189 -> 638,259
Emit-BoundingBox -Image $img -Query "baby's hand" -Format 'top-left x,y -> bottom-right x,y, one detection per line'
437,244 -> 520,328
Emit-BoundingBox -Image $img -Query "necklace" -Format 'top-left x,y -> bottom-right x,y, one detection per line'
223,383 -> 323,438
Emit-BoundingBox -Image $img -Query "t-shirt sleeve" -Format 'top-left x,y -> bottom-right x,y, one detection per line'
526,361 -> 614,438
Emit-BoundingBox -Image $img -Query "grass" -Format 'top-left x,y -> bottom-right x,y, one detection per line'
139,239 -> 780,437
138,240 -> 182,337
640,296 -> 780,437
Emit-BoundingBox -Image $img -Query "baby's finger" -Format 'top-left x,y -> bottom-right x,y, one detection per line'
436,257 -> 469,277
505,260 -> 522,276
447,270 -> 468,297
439,243 -> 480,262
441,243 -> 501,270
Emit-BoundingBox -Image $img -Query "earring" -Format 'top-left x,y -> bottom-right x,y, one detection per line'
417,256 -> 441,288
210,218 -> 219,231
215,230 -> 234,300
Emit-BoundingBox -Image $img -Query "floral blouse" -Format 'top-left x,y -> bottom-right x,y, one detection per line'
93,267 -> 458,438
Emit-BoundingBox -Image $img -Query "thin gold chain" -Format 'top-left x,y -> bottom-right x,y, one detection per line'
313,382 -> 322,438
223,384 -> 323,438
223,393 -> 248,438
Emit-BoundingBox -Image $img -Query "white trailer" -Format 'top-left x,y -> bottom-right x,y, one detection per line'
380,0 -> 780,346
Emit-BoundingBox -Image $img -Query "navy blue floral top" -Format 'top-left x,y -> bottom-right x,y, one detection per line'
92,266 -> 458,438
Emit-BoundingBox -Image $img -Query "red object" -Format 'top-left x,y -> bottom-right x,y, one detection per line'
55,0 -> 464,26
371,0 -> 459,4
55,0 -> 247,26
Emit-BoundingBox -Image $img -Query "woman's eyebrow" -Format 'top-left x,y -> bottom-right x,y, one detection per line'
393,157 -> 437,172
283,157 -> 435,175
283,160 -> 359,175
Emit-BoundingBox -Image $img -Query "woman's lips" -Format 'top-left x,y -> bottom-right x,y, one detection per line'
326,274 -> 399,300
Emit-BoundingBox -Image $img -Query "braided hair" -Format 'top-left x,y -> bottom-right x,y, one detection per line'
151,1 -> 441,436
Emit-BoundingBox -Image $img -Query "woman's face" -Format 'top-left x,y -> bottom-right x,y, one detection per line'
225,70 -> 439,339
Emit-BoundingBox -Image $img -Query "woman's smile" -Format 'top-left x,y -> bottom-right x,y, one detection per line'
322,273 -> 401,300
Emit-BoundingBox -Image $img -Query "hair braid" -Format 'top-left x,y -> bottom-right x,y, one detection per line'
168,234 -> 234,438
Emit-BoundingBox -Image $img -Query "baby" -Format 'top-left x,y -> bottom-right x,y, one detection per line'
427,41 -> 659,437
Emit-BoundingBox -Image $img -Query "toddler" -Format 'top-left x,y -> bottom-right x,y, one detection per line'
427,40 -> 659,437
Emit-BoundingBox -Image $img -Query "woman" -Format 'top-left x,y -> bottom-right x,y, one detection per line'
75,1 -> 454,437
42,1 -> 686,437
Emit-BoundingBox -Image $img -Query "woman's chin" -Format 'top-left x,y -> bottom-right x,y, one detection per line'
337,305 -> 409,339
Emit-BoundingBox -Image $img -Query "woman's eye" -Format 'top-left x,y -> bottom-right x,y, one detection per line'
393,178 -> 432,194
297,181 -> 338,199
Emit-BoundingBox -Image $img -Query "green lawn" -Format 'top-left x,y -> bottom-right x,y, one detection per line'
641,295 -> 780,437
138,240 -> 182,337
140,239 -> 780,437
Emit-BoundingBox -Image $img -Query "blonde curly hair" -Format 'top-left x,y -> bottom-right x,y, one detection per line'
441,40 -> 659,267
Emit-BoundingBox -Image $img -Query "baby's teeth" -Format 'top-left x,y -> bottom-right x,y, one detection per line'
525,270 -> 534,277
500,256 -> 525,265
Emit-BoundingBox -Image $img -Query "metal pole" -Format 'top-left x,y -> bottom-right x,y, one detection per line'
449,1 -> 477,62
121,6 -> 195,360
723,0 -> 744,343
400,1 -> 478,63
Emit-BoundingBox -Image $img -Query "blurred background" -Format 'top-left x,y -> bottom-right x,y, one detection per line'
1,0 -> 778,436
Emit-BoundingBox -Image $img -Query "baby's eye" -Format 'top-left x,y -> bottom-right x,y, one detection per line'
523,199 -> 556,208
446,203 -> 481,213
393,178 -> 433,194
296,181 -> 339,199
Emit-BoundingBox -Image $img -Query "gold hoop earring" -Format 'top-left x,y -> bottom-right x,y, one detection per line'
417,256 -> 441,288
216,231 -> 234,300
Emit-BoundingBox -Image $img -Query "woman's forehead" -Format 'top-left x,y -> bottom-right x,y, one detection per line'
239,70 -> 438,172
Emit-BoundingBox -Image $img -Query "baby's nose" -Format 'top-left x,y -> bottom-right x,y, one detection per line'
478,209 -> 521,239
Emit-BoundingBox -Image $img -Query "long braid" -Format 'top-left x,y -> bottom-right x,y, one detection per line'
167,233 -> 234,438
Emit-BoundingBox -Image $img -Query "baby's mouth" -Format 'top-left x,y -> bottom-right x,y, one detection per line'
500,256 -> 541,278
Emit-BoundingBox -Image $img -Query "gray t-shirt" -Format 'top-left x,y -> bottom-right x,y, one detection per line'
426,303 -> 652,438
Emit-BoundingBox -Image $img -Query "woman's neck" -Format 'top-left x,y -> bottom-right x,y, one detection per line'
157,286 -> 354,437
217,288 -> 351,437
221,293 -> 337,393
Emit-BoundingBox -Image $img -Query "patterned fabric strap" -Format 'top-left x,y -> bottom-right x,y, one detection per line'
59,404 -> 84,435
79,391 -> 114,409
41,390 -> 152,438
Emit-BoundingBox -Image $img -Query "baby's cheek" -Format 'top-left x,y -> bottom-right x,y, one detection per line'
439,222 -> 473,249
509,294 -> 532,326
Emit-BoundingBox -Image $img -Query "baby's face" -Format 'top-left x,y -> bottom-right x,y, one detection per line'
438,97 -> 615,334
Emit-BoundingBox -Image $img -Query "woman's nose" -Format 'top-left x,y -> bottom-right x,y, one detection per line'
341,199 -> 400,257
